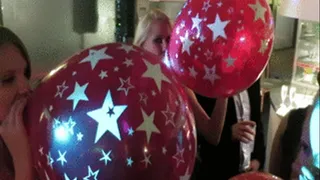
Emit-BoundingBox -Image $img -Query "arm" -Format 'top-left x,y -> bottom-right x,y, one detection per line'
185,88 -> 228,145
249,79 -> 266,170
13,151 -> 34,180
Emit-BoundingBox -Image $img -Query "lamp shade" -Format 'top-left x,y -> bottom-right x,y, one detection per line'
279,0 -> 319,22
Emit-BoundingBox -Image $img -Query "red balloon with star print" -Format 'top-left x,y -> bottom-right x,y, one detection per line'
167,0 -> 274,97
229,172 -> 283,180
24,43 -> 196,180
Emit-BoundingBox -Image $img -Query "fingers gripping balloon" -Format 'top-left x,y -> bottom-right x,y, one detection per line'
168,0 -> 274,97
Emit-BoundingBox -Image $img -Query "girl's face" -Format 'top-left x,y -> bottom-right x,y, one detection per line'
142,20 -> 172,59
0,43 -> 30,121
292,97 -> 320,179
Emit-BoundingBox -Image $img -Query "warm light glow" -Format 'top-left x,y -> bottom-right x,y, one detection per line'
144,146 -> 148,153
279,0 -> 320,22
48,64 -> 67,77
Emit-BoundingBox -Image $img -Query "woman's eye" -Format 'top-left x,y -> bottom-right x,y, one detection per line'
154,38 -> 163,44
166,37 -> 171,44
1,76 -> 15,85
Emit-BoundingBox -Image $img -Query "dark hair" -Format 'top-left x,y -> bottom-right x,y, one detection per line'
0,26 -> 31,79
0,26 -> 31,178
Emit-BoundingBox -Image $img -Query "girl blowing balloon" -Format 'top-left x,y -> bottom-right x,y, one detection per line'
0,27 -> 34,180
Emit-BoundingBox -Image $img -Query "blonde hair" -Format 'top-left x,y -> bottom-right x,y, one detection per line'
133,9 -> 172,47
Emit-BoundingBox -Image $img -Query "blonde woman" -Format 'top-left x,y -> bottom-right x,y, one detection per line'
134,8 -> 228,146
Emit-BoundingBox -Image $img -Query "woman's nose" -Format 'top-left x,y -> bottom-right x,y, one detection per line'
18,76 -> 31,97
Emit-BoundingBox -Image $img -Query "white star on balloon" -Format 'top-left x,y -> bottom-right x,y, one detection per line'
189,66 -> 198,79
87,90 -> 127,143
207,14 -> 230,41
55,81 -> 69,98
39,146 -> 44,156
180,32 -> 194,55
77,132 -> 83,141
199,34 -> 206,43
39,107 -> 51,122
64,173 -> 77,180
142,60 -> 171,92
202,0 -> 212,12
191,13 -> 202,33
141,154 -> 152,168
45,171 -> 51,180
136,109 -> 161,144
99,150 -> 112,165
224,54 -> 236,67
57,150 -> 67,166
139,93 -> 148,105
127,157 -> 134,167
248,0 -> 267,23
123,58 -> 134,67
79,47 -> 113,70
99,70 -> 108,80
259,39 -> 269,54
128,127 -> 134,136
117,77 -> 135,96
180,167 -> 191,180
83,166 -> 99,180
161,104 -> 175,127
204,49 -> 213,61
117,44 -> 136,54
203,65 -> 221,85
67,82 -> 89,110
46,152 -> 54,169
173,145 -> 185,168
162,146 -> 167,155
63,117 -> 76,135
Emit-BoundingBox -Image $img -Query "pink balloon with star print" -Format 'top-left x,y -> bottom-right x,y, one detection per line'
24,43 -> 196,180
168,0 -> 274,97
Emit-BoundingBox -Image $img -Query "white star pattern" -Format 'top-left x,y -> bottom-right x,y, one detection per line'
161,105 -> 176,127
204,49 -> 213,61
46,152 -> 54,169
128,127 -> 134,136
203,65 -> 221,85
202,0 -> 212,12
123,58 -> 134,67
127,157 -> 133,167
45,171 -> 51,180
162,147 -> 167,155
63,117 -> 76,135
64,173 -> 77,180
224,54 -> 236,67
55,81 -> 68,98
83,166 -> 99,180
139,93 -> 148,105
141,154 -> 152,168
39,146 -> 44,156
191,13 -> 202,33
199,34 -> 206,43
114,66 -> 119,72
248,0 -> 267,23
77,132 -> 83,141
87,90 -> 127,143
142,60 -> 171,92
117,44 -> 136,54
259,39 -> 269,54
79,47 -> 113,70
100,150 -> 112,165
39,107 -> 51,122
136,109 -> 160,144
180,32 -> 194,55
207,14 -> 230,41
117,77 -> 135,96
173,145 -> 185,168
67,82 -> 89,110
99,70 -> 108,79
180,167 -> 191,180
57,150 -> 67,166
217,1 -> 223,7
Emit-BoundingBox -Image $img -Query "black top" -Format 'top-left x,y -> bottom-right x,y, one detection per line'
192,79 -> 265,180
278,107 -> 309,179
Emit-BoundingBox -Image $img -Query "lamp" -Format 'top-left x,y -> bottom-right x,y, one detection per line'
278,0 -> 320,22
